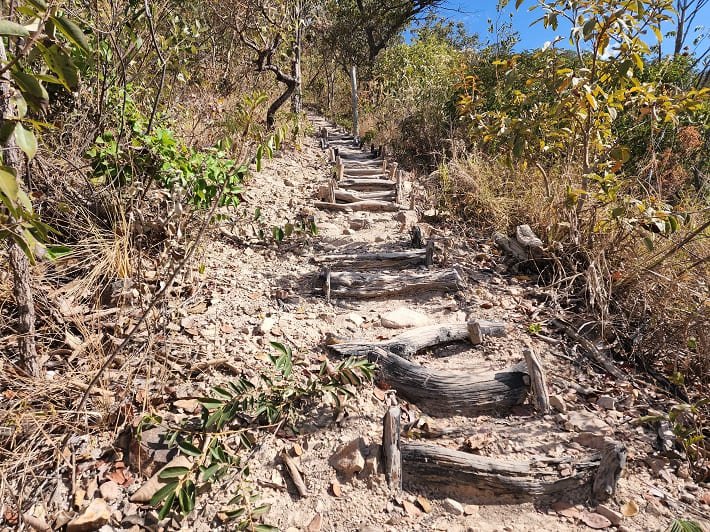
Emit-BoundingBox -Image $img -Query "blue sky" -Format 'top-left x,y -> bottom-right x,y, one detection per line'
433,0 -> 710,56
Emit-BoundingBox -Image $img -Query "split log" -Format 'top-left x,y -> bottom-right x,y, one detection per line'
334,189 -> 395,203
366,347 -> 529,416
342,167 -> 386,177
382,405 -> 402,492
315,249 -> 429,270
401,442 -> 604,503
314,200 -> 400,213
395,170 -> 404,204
339,178 -> 397,191
388,162 -> 399,179
592,442 -> 626,502
326,269 -> 463,299
329,320 -> 508,360
523,347 -> 550,414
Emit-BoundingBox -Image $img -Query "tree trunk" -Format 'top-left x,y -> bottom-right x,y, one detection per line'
0,30 -> 40,377
350,65 -> 359,138
267,80 -> 296,130
291,1 -> 303,115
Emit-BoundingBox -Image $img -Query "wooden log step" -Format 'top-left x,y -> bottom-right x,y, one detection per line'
314,200 -> 400,213
400,441 -> 616,503
314,247 -> 432,270
324,269 -> 463,299
338,152 -> 380,161
342,167 -> 386,177
366,347 -> 529,416
334,190 -> 395,203
329,319 -> 508,360
339,178 -> 397,191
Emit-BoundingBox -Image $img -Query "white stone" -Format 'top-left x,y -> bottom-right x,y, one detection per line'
345,313 -> 365,327
381,308 -> 430,329
597,395 -> 616,410
550,394 -> 568,413
259,317 -> 276,335
443,498 -> 464,515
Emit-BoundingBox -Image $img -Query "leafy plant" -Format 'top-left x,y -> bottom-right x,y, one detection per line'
145,342 -> 374,524
666,519 -> 704,532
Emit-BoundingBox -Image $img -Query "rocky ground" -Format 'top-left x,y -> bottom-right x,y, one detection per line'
8,116 -> 709,532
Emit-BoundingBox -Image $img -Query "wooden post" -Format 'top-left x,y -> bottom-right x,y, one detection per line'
328,147 -> 335,163
336,162 -> 344,181
523,347 -> 550,414
411,226 -> 424,248
395,169 -> 403,204
593,442 -> 627,502
388,162 -> 399,180
382,405 -> 402,493
324,267 -> 331,303
425,239 -> 434,267
350,65 -> 359,138
327,179 -> 336,203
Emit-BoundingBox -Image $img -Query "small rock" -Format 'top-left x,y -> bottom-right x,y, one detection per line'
680,492 -> 695,504
381,308 -> 430,329
258,317 -> 275,335
549,395 -> 567,413
402,500 -> 421,517
700,491 -> 710,505
342,228 -> 355,236
580,511 -> 611,529
566,410 -> 612,434
98,480 -> 121,501
306,513 -> 322,532
329,438 -> 366,476
331,480 -> 342,497
284,178 -> 295,187
443,498 -> 464,515
595,504 -> 623,525
597,395 -> 616,410
67,499 -> 111,532
393,210 -> 418,229
416,496 -> 432,513
362,452 -> 379,478
345,313 -> 365,327
463,504 -> 479,516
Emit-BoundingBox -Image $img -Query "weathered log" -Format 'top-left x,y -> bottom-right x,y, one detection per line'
367,347 -> 530,416
342,167 -> 386,177
315,200 -> 400,213
382,405 -> 402,492
592,442 -> 626,502
388,162 -> 399,179
326,269 -> 463,299
339,178 -> 397,191
523,347 -> 550,414
401,442 -> 603,502
411,225 -> 424,248
395,170 -> 404,204
425,239 -> 434,267
334,189 -> 395,203
329,320 -> 508,360
315,249 -> 429,270
494,225 -> 546,262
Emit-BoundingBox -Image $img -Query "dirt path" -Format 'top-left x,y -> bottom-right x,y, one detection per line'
132,117 -> 708,532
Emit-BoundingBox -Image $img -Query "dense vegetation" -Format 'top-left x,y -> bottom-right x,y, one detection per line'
0,0 -> 708,527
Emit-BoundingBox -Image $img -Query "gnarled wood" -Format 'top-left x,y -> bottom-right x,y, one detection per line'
326,269 -> 462,299
339,178 -> 397,191
315,200 -> 400,212
592,442 -> 626,502
401,442 -> 603,502
329,320 -> 508,360
382,405 -> 402,492
523,347 -> 550,414
315,249 -> 428,270
334,189 -> 395,203
368,347 -> 529,416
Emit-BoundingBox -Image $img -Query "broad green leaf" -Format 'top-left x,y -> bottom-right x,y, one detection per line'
0,168 -> 19,202
14,123 -> 37,159
51,16 -> 90,52
25,0 -> 47,11
157,492 -> 175,520
0,20 -> 30,37
12,70 -> 49,111
158,466 -> 190,480
37,44 -> 79,90
149,481 -> 178,506
200,463 -> 222,482
178,440 -> 202,457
